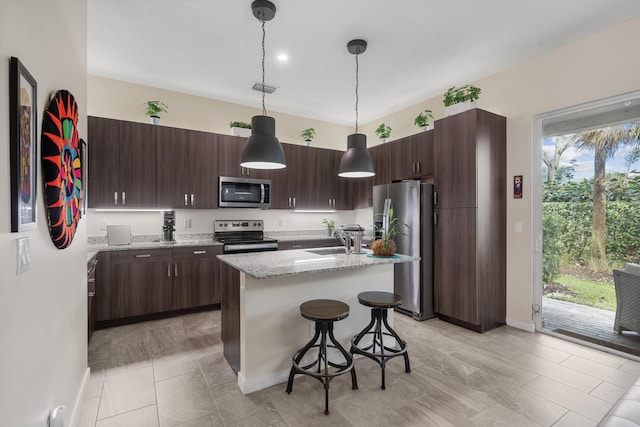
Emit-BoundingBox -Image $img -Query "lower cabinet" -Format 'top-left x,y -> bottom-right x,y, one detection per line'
96,246 -> 222,323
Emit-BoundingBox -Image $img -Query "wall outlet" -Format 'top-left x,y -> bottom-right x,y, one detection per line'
279,219 -> 285,227
100,220 -> 107,230
184,218 -> 191,228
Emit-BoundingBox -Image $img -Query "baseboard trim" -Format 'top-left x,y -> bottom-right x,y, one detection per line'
506,317 -> 535,332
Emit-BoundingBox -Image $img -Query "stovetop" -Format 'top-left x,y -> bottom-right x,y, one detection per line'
213,219 -> 276,245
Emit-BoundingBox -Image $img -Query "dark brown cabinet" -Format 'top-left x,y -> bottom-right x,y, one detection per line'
156,127 -> 219,208
219,260 -> 240,373
87,255 -> 98,342
172,246 -> 221,310
88,117 -> 157,208
109,249 -> 173,319
353,143 -> 391,209
218,134 -> 269,179
433,109 -> 506,332
390,131 -> 434,181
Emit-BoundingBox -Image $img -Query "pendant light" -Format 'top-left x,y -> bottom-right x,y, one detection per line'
339,39 -> 375,178
240,0 -> 286,170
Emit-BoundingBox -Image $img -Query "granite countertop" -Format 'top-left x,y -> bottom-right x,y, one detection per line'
217,247 -> 418,280
87,239 -> 220,254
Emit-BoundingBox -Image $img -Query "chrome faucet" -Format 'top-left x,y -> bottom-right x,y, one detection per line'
335,224 -> 365,255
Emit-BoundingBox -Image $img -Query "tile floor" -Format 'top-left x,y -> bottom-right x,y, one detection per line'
78,309 -> 640,426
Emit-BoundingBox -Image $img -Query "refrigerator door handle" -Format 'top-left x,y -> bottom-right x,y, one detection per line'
383,198 -> 392,234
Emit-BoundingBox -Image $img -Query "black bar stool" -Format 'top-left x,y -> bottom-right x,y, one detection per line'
286,299 -> 358,415
351,291 -> 410,389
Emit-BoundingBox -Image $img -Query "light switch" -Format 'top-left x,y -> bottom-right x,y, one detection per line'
16,237 -> 31,274
515,222 -> 523,233
184,218 -> 191,228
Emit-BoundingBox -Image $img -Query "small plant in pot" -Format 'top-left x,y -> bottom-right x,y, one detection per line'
372,208 -> 407,256
301,128 -> 316,146
322,218 -> 336,236
375,123 -> 392,143
144,101 -> 168,125
443,85 -> 481,116
229,121 -> 252,137
414,109 -> 433,131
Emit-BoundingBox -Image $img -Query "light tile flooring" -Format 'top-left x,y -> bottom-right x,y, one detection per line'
78,310 -> 640,426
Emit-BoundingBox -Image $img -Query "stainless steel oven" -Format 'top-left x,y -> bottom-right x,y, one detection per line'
214,220 -> 278,253
219,176 -> 271,209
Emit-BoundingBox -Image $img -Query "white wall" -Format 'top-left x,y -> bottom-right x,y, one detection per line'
0,1 -> 88,426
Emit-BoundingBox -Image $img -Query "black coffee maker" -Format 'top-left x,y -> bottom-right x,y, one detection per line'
162,210 -> 175,242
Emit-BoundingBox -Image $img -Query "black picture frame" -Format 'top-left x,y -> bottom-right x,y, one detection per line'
9,57 -> 38,232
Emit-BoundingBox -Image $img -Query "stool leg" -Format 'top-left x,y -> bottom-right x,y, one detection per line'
327,324 -> 358,390
382,311 -> 411,373
287,323 -> 322,394
376,309 -> 387,389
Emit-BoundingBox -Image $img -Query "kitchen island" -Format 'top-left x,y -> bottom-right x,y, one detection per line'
217,247 -> 418,394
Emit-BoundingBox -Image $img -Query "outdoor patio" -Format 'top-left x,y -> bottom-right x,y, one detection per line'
542,296 -> 640,357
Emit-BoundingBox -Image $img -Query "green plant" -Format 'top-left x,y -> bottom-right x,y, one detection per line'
301,128 -> 316,141
414,109 -> 433,127
229,121 -> 251,129
321,218 -> 336,233
443,85 -> 481,107
375,123 -> 392,139
144,100 -> 168,117
374,208 -> 407,250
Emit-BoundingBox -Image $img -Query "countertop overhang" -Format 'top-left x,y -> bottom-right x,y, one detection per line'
217,247 -> 418,280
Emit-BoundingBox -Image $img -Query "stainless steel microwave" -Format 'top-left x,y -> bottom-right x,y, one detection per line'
219,176 -> 271,208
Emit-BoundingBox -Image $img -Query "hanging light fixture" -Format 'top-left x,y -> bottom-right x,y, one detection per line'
240,0 -> 286,170
339,39 -> 375,178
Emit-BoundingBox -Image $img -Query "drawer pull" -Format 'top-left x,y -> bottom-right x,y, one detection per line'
193,250 -> 207,255
167,264 -> 171,278
88,292 -> 95,297
88,278 -> 96,283
136,254 -> 151,258
174,264 -> 178,277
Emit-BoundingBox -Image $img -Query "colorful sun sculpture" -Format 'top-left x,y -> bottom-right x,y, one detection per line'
41,90 -> 82,249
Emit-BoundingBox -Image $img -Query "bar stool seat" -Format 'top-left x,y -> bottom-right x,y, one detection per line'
350,291 -> 410,389
286,299 -> 358,415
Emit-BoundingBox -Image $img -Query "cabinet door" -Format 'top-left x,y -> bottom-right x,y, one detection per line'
156,127 -> 190,208
414,131 -> 434,177
390,136 -> 416,181
189,131 -> 219,208
434,208 -> 478,325
110,249 -> 173,318
219,260 -> 240,373
88,117 -> 121,207
269,143 -> 295,209
311,148 -> 335,209
218,134 -> 269,179
119,121 -> 157,207
172,246 -> 219,310
95,251 -> 112,321
434,110 -> 477,209
353,143 -> 390,209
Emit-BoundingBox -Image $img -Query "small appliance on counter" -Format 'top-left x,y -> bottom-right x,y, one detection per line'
162,210 -> 175,242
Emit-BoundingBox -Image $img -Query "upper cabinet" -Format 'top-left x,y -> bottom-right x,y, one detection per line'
352,143 -> 391,209
390,131 -> 434,181
156,127 -> 219,209
218,134 -> 269,179
88,117 -> 157,208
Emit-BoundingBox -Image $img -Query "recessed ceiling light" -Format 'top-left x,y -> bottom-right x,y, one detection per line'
277,53 -> 288,62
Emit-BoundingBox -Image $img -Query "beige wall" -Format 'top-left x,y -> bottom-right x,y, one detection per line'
0,0 -> 88,425
88,16 -> 640,331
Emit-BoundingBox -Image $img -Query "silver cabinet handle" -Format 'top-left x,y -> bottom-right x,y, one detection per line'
288,197 -> 292,208
433,191 -> 438,206
88,292 -> 96,297
293,197 -> 296,208
193,250 -> 206,255
122,192 -> 126,205
167,264 -> 171,277
174,264 -> 178,277
191,194 -> 195,206
114,191 -> 118,205
434,212 -> 438,226
184,194 -> 188,206
136,254 -> 151,258
88,278 -> 96,283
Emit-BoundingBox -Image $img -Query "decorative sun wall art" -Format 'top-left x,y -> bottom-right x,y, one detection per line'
41,90 -> 83,249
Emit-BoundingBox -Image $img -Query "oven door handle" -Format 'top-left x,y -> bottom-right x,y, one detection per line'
260,184 -> 266,204
225,242 -> 278,253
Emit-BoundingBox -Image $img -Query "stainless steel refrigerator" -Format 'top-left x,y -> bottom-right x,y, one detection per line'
373,181 -> 435,320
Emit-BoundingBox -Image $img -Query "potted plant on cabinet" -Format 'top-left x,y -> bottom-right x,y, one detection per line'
229,121 -> 252,137
301,128 -> 316,146
443,85 -> 481,116
322,218 -> 336,236
375,123 -> 392,143
371,208 -> 407,256
414,109 -> 434,131
144,100 -> 168,125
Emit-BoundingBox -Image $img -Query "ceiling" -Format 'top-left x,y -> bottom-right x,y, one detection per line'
88,0 -> 640,126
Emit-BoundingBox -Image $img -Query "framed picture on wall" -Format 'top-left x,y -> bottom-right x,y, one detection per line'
9,57 -> 38,232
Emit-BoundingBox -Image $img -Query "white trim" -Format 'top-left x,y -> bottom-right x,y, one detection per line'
68,367 -> 90,427
506,317 -> 536,332
531,89 -> 640,333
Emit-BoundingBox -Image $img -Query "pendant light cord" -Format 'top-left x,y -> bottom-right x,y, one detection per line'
261,19 -> 267,116
355,52 -> 359,133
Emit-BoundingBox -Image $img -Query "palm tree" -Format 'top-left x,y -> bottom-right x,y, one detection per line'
569,123 -> 639,266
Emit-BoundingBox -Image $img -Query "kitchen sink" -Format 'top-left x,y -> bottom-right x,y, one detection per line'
305,247 -> 346,256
